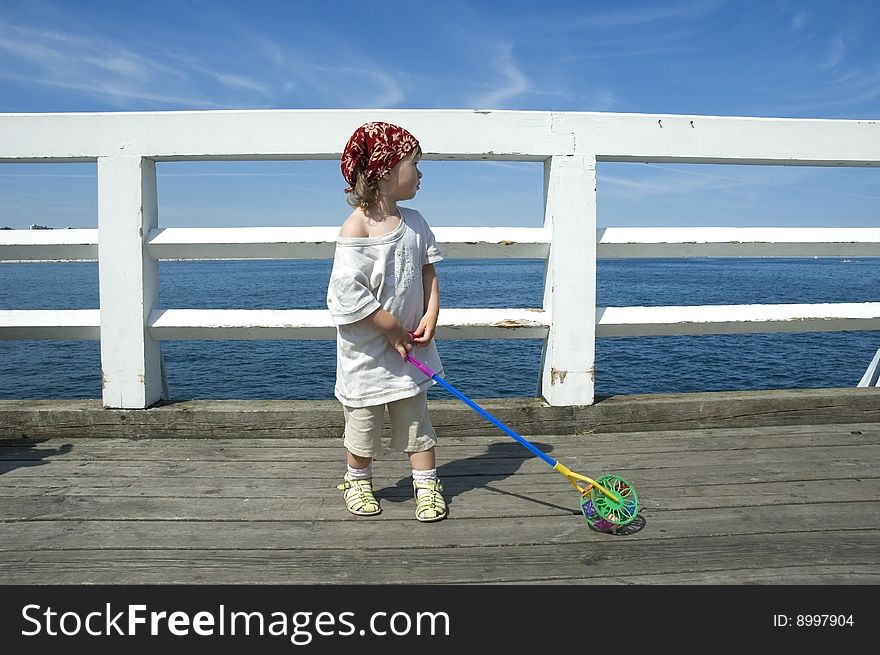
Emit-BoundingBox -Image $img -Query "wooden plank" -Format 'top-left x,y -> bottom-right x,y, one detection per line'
0,478 -> 875,521
4,390 -> 880,439
1,425 -> 876,461
2,506 -> 876,558
7,424 -> 879,455
1,443 -> 873,479
493,566 -> 880,585
0,531 -> 875,584
0,459 -> 874,499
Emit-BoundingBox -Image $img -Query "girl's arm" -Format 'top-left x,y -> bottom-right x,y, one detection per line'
362,308 -> 412,359
413,263 -> 439,345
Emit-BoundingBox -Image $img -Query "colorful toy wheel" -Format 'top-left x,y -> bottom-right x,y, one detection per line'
589,474 -> 639,527
580,497 -> 617,532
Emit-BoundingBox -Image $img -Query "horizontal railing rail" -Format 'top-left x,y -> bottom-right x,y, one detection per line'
5,300 -> 880,342
1,109 -> 878,407
0,228 -> 99,261
6,226 -> 880,262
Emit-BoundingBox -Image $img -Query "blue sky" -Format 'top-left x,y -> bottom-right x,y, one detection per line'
0,0 -> 878,229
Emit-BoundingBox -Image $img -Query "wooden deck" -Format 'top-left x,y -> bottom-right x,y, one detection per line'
1,404 -> 878,584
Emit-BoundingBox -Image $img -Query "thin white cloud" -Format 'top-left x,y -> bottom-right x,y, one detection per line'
782,62 -> 880,115
237,33 -> 406,108
536,0 -> 724,32
0,22 -> 184,76
212,73 -> 274,96
284,62 -> 405,108
0,22 -> 210,107
0,70 -> 229,109
820,80 -> 880,110
586,91 -> 618,112
599,172 -> 717,199
790,10 -> 808,32
468,44 -> 530,108
0,172 -> 93,178
160,172 -> 313,178
479,161 -> 543,173
82,54 -> 155,78
601,163 -> 880,203
559,40 -> 696,62
258,38 -> 285,68
0,15 -> 279,109
337,68 -> 405,108
819,34 -> 845,71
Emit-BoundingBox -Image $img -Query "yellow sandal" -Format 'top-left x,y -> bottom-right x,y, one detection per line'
338,477 -> 381,516
413,479 -> 447,522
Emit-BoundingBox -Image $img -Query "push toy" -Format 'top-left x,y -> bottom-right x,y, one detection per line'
406,353 -> 639,532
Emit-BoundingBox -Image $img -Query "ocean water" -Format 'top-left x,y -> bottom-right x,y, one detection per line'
1,258 -> 878,400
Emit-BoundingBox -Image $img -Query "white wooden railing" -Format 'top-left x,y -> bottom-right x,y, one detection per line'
1,110 -> 879,408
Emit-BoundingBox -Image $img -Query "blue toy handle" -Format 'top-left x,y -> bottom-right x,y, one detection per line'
405,352 -> 557,468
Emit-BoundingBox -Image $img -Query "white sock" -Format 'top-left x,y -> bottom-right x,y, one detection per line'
346,463 -> 372,480
412,468 -> 437,496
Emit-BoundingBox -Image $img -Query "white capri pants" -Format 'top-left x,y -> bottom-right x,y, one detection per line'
343,391 -> 437,458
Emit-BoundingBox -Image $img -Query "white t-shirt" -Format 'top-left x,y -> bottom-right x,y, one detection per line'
327,207 -> 444,408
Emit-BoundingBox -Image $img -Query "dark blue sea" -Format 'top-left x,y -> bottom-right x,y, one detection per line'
1,258 -> 879,400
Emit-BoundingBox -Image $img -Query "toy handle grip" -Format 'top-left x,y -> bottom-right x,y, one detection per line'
405,331 -> 437,378
405,352 -> 436,379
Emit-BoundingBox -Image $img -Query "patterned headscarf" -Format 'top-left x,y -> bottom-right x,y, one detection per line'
340,122 -> 419,192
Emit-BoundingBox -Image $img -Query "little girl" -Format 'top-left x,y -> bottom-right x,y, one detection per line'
326,121 -> 447,522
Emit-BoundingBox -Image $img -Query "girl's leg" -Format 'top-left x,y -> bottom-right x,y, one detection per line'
388,393 -> 447,522
339,404 -> 384,516
408,447 -> 447,522
347,451 -> 373,469
407,447 -> 435,472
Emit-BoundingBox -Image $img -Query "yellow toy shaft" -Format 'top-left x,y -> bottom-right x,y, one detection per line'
553,461 -> 621,502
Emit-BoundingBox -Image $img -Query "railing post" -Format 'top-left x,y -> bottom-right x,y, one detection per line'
539,154 -> 597,406
97,156 -> 162,408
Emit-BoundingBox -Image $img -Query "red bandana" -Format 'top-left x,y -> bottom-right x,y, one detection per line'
340,122 -> 419,192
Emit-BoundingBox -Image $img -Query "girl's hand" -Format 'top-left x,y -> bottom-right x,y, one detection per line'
411,316 -> 436,346
365,308 -> 413,359
386,322 -> 414,359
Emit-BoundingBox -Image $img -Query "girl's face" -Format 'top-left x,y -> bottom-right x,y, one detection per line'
383,155 -> 422,201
